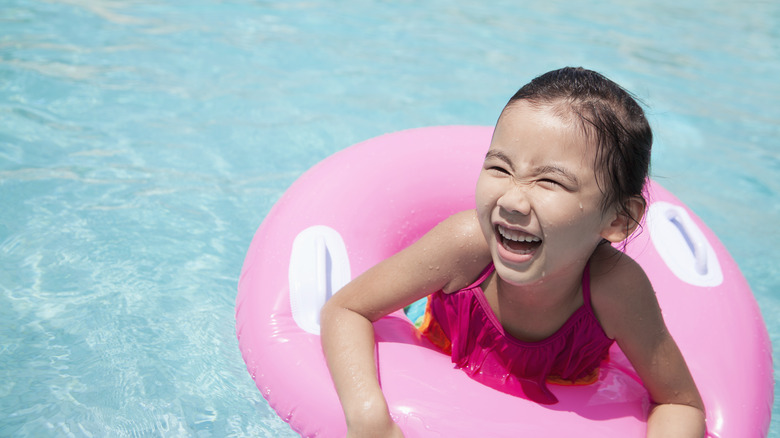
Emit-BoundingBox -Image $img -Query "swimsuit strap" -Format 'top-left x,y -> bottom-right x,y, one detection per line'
476,263 -> 495,286
581,262 -> 593,311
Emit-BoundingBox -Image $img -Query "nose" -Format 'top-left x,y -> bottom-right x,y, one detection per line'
497,184 -> 532,216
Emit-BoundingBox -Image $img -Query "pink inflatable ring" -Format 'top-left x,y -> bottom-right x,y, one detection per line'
236,126 -> 773,437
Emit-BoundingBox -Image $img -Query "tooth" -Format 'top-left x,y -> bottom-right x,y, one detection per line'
499,226 -> 539,242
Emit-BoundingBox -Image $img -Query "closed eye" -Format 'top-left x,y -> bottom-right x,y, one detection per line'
536,165 -> 579,190
487,165 -> 511,175
538,178 -> 575,192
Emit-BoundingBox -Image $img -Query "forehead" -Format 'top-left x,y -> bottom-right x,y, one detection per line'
492,100 -> 595,158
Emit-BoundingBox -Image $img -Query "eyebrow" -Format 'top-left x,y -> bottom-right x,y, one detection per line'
484,150 -> 580,186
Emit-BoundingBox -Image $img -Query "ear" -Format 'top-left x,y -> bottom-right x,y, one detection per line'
600,196 -> 646,243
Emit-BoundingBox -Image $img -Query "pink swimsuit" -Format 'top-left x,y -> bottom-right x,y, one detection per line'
420,263 -> 613,404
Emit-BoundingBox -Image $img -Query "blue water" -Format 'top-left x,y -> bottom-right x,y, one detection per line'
1,1 -> 777,436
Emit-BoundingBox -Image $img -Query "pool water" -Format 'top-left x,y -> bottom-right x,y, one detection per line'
1,1 -> 777,436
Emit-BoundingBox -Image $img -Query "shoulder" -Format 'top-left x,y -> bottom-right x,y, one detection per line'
423,210 -> 485,249
588,244 -> 652,294
588,243 -> 660,341
422,210 -> 491,293
435,209 -> 483,235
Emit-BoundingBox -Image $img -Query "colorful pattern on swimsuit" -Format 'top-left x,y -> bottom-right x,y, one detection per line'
420,263 -> 613,404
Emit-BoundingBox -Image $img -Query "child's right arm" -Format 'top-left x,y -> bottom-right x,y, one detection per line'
320,210 -> 490,437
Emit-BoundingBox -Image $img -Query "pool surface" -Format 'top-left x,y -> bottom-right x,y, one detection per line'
1,1 -> 777,436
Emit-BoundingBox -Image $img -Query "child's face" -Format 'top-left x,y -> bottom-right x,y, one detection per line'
475,101 -> 615,287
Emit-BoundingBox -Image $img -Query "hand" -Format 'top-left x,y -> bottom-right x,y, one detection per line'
347,421 -> 404,438
647,403 -> 705,438
346,409 -> 404,438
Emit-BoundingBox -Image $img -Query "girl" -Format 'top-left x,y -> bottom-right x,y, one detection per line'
321,67 -> 705,437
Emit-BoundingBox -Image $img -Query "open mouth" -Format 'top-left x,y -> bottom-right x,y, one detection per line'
497,225 -> 542,254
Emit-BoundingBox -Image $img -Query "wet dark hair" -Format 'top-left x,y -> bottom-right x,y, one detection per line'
505,67 -> 652,227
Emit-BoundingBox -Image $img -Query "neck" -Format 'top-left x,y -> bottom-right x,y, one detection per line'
494,260 -> 587,311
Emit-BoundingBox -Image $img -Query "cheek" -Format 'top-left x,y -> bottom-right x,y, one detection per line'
474,176 -> 497,240
537,195 -> 602,234
533,193 -> 572,220
474,174 -> 496,210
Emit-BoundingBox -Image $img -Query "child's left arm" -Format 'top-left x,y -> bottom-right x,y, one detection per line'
591,251 -> 706,437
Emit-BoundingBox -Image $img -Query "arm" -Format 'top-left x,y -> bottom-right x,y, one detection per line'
591,248 -> 706,438
320,293 -> 401,437
320,211 -> 490,437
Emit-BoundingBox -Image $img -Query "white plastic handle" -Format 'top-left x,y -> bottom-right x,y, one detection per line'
289,226 -> 351,334
664,207 -> 708,275
647,202 -> 723,287
316,236 -> 328,298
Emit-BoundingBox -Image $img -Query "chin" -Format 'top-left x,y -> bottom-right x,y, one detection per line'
491,256 -> 543,286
